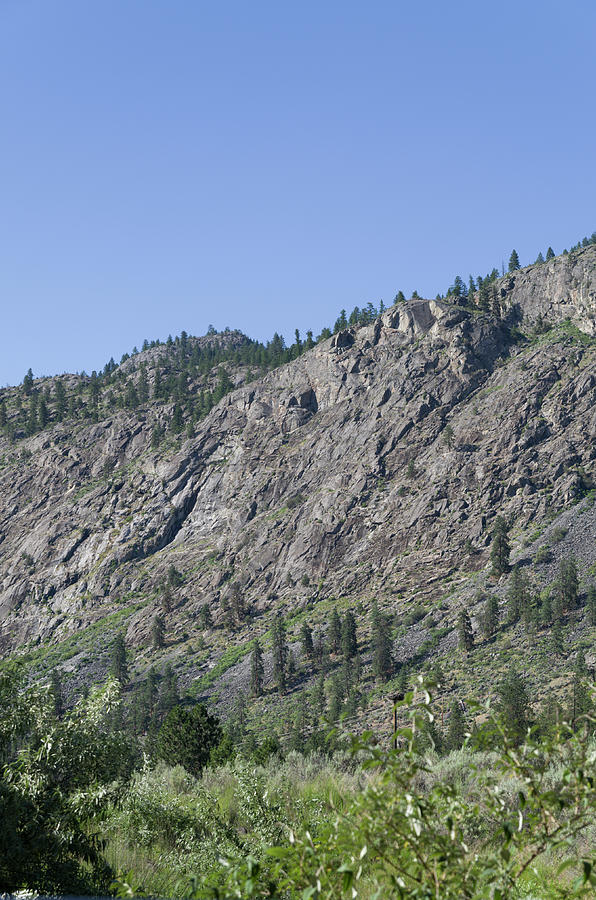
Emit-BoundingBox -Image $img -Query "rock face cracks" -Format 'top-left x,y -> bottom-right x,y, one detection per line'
1,245 -> 596,656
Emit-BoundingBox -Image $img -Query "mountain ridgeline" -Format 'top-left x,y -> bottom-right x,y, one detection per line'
2,242 -> 596,738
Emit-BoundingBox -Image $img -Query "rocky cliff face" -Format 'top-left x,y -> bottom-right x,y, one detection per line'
2,245 -> 596,714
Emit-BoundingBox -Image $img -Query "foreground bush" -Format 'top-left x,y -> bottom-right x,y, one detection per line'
183,682 -> 596,899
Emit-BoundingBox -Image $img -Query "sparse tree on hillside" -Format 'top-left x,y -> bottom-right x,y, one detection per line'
446,700 -> 466,751
371,600 -> 393,681
587,585 -> 596,625
198,604 -> 213,630
110,632 -> 128,684
559,556 -> 579,610
507,565 -> 529,623
328,608 -> 342,655
250,640 -> 264,697
457,609 -> 474,652
151,614 -> 165,649
482,595 -> 499,639
50,669 -> 64,718
497,669 -> 529,744
546,246 -> 555,260
508,249 -> 521,271
271,613 -> 288,694
442,424 -> 454,449
341,610 -> 358,660
299,622 -> 314,661
490,516 -> 511,576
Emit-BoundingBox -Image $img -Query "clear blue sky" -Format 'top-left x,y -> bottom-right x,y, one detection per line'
1,0 -> 595,386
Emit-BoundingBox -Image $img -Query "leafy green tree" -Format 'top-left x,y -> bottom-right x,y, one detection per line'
154,704 -> 222,778
490,516 -> 511,576
250,640 -> 264,698
457,609 -> 474,651
508,249 -> 521,271
0,675 -> 129,894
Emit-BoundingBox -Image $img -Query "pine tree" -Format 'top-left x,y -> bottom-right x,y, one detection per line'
446,701 -> 466,751
497,669 -> 529,744
442,424 -> 454,449
158,662 -> 179,713
559,557 -> 579,610
551,620 -> 564,656
482,595 -> 499,639
328,674 -> 344,722
310,674 -> 326,719
535,251 -> 545,264
171,403 -> 184,433
341,610 -> 358,660
299,622 -> 314,661
50,669 -> 64,718
507,566 -> 529,623
198,604 -> 213,629
328,608 -> 342,655
250,640 -> 264,697
151,614 -> 165,649
508,249 -> 521,271
457,609 -> 474,651
490,516 -> 511,576
397,663 -> 409,694
587,585 -> 596,625
546,246 -> 555,260
138,366 -> 150,403
110,632 -> 128,684
271,614 -> 288,693
540,591 -> 553,627
370,601 -> 393,681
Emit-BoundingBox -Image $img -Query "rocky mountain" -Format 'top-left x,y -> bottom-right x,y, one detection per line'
2,244 -> 596,736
